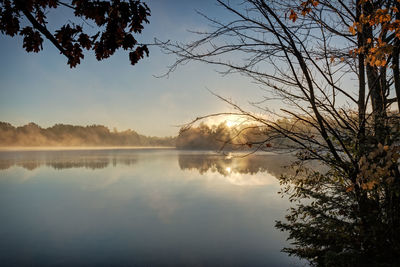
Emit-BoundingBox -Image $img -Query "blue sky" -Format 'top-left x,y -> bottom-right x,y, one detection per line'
0,0 -> 268,136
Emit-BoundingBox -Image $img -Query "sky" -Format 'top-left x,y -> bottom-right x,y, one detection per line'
0,0 -> 270,137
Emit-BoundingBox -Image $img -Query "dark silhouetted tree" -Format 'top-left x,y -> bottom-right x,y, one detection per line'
0,0 -> 150,67
162,0 -> 400,265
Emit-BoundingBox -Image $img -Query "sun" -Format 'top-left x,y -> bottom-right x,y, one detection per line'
226,120 -> 235,128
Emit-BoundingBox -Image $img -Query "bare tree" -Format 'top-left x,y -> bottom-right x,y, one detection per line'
160,0 -> 400,265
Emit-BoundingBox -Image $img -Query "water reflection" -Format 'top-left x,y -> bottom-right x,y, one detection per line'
0,149 -> 139,170
178,153 -> 295,177
0,150 -> 295,179
0,149 -> 303,267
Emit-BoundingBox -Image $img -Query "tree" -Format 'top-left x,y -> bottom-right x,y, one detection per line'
161,0 -> 400,265
0,0 -> 150,67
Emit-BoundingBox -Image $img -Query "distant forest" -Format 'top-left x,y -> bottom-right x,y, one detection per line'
0,122 -> 176,147
0,121 -> 298,149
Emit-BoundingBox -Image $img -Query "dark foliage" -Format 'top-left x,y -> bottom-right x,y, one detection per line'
0,0 -> 150,67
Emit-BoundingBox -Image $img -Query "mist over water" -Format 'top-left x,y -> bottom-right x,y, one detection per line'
0,149 -> 303,266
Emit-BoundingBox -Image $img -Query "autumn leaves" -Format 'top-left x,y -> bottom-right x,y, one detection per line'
289,0 -> 400,68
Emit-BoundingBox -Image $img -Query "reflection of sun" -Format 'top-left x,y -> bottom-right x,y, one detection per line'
225,167 -> 232,173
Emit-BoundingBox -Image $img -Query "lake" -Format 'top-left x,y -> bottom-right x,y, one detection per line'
0,148 -> 304,266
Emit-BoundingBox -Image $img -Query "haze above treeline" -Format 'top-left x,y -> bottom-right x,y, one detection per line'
0,121 -> 294,149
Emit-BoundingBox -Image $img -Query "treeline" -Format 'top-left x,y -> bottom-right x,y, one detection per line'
0,120 -> 312,149
176,122 -> 299,150
0,122 -> 176,147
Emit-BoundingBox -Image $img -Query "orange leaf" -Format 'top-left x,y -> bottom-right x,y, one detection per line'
349,26 -> 356,35
289,10 -> 298,22
346,185 -> 354,192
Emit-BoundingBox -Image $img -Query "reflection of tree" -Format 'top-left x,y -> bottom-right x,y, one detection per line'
47,160 -> 110,170
0,154 -> 138,171
178,153 -> 295,177
0,160 -> 15,170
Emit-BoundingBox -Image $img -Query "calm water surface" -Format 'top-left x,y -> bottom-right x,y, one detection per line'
0,149 -> 304,266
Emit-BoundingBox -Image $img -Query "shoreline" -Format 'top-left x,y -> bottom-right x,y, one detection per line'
0,146 -> 176,152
